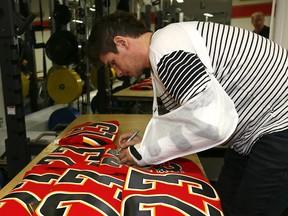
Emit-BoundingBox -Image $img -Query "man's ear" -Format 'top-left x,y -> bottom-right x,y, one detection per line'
114,36 -> 127,48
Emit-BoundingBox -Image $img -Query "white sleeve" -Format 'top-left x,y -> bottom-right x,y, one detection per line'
129,74 -> 238,166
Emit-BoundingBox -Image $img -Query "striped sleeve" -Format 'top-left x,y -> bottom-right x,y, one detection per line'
157,50 -> 211,107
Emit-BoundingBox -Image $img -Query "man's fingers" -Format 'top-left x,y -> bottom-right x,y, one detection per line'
119,156 -> 135,166
118,149 -> 136,166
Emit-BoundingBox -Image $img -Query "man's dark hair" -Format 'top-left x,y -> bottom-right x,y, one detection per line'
87,11 -> 149,66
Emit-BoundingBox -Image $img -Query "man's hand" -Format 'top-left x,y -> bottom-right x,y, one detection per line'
118,148 -> 137,166
117,131 -> 142,165
118,131 -> 142,149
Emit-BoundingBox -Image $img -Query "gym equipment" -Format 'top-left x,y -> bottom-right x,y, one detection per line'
21,72 -> 30,98
47,67 -> 83,104
53,4 -> 72,25
48,106 -> 80,131
46,30 -> 79,65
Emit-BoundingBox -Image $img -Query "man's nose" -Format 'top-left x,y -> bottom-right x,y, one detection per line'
115,68 -> 124,77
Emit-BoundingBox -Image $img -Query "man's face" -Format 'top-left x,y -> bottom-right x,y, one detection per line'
100,46 -> 144,79
252,15 -> 264,31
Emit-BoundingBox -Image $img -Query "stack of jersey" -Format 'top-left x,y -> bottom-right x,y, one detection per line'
0,120 -> 223,216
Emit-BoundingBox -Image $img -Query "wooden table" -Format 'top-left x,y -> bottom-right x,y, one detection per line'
0,114 -> 204,198
112,87 -> 164,114
113,87 -> 154,100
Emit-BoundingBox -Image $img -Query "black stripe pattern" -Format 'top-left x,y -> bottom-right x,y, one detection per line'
157,51 -> 211,111
196,21 -> 288,154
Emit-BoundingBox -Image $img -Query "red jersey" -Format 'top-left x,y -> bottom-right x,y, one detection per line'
0,121 -> 223,216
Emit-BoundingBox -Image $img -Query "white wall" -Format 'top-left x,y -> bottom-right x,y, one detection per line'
272,0 -> 288,48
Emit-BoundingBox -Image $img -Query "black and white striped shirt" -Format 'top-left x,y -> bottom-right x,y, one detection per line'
150,21 -> 288,155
